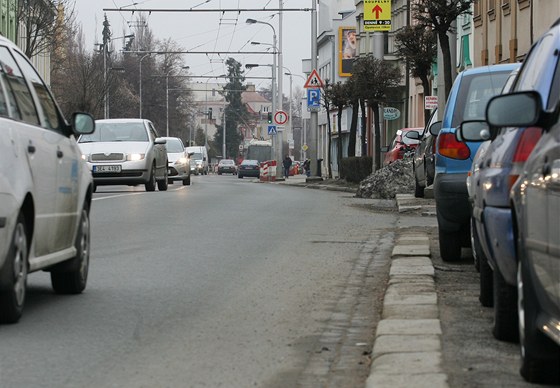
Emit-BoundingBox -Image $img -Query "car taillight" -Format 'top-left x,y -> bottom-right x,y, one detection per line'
508,126 -> 543,191
438,133 -> 470,160
512,127 -> 542,163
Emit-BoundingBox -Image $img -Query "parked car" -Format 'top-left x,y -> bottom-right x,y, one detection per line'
382,127 -> 422,165
408,109 -> 440,198
0,36 -> 96,323
217,159 -> 237,175
164,137 -> 191,185
432,63 -> 519,261
79,119 -> 168,192
238,159 -> 260,178
486,90 -> 560,384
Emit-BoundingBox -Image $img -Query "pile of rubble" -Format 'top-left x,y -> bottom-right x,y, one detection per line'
355,159 -> 415,199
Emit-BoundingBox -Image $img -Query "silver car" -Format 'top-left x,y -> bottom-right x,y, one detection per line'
0,36 -> 95,323
79,119 -> 168,192
163,137 -> 191,185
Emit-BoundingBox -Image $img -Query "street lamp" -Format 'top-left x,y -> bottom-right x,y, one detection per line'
246,18 -> 278,162
284,70 -> 307,159
139,53 -> 151,118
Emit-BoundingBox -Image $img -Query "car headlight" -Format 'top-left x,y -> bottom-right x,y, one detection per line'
175,157 -> 187,165
127,153 -> 145,161
81,154 -> 90,161
196,161 -> 202,167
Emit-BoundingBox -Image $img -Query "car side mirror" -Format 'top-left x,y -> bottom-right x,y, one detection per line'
405,131 -> 420,141
457,120 -> 491,142
429,121 -> 442,136
154,138 -> 167,144
72,112 -> 95,135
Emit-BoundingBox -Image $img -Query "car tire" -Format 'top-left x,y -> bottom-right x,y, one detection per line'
158,167 -> 168,191
479,254 -> 494,308
238,174 -> 243,179
518,260 -> 560,384
145,164 -> 156,191
92,184 -> 97,193
0,212 -> 28,324
183,175 -> 191,185
51,203 -> 90,295
414,176 -> 424,198
438,228 -> 462,262
492,267 -> 518,342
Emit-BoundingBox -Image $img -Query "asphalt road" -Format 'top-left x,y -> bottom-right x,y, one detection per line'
0,175 -> 399,388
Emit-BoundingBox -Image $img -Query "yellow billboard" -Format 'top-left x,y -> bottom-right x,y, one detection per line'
364,0 -> 392,32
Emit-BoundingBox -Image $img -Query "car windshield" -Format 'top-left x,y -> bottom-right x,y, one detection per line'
166,139 -> 184,153
220,160 -> 234,165
190,153 -> 203,160
79,122 -> 149,142
452,71 -> 511,127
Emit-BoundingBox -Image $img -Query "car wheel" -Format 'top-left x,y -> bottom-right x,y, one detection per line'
183,174 -> 191,185
479,253 -> 494,308
492,266 -> 518,342
414,176 -> 424,198
92,184 -> 97,193
158,166 -> 168,191
51,203 -> 90,294
518,260 -> 560,384
168,178 -> 173,184
0,212 -> 28,324
238,174 -> 243,179
438,228 -> 462,262
145,164 -> 156,191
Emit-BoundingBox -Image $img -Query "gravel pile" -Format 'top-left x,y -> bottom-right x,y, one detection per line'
355,159 -> 415,199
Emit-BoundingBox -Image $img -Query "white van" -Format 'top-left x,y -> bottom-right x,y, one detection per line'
185,146 -> 209,175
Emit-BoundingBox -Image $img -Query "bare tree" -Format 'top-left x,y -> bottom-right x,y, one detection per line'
413,0 -> 473,100
395,24 -> 437,125
352,56 -> 401,171
17,0 -> 77,59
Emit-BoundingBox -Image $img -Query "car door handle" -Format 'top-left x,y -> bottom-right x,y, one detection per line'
57,149 -> 63,158
27,143 -> 36,154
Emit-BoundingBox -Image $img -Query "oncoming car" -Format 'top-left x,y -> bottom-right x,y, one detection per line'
0,36 -> 95,323
163,137 -> 191,185
79,119 -> 168,192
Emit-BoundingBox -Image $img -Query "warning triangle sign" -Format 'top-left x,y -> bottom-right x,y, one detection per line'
304,69 -> 324,89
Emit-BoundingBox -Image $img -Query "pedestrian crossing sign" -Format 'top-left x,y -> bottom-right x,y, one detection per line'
267,125 -> 277,135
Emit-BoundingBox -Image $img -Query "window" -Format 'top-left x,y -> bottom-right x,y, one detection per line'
0,46 -> 38,125
14,51 -> 61,131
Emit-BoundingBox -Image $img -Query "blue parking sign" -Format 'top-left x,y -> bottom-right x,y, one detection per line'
307,89 -> 321,108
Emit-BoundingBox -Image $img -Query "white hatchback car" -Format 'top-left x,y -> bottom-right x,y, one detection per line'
163,137 -> 191,185
0,36 -> 95,323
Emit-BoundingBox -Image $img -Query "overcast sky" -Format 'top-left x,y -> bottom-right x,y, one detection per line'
73,0 -> 313,93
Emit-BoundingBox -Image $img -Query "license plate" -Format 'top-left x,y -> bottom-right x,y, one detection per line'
93,165 -> 121,173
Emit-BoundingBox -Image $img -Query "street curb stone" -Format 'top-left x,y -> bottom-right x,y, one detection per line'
366,230 -> 449,388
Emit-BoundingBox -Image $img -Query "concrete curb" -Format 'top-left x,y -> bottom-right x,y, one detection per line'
366,231 -> 449,388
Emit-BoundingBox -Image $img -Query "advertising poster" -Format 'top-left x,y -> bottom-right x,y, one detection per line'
339,27 -> 356,77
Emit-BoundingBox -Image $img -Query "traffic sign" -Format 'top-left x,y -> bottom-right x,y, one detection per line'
267,125 -> 277,135
307,88 -> 321,109
304,69 -> 324,89
425,96 -> 438,110
364,0 -> 392,32
274,110 -> 288,125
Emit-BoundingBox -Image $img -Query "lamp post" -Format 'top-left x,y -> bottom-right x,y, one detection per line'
139,53 -> 151,118
284,71 -> 306,159
102,31 -> 134,119
246,18 -> 278,162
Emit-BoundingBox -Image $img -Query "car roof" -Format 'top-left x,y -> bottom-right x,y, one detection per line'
457,63 -> 520,77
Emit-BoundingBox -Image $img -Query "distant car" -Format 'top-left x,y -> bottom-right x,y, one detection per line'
163,137 -> 191,185
432,63 -> 519,262
382,127 -> 422,165
185,146 -> 209,175
0,35 -> 96,323
409,109 -> 440,198
217,159 -> 237,175
238,159 -> 260,178
79,119 -> 168,192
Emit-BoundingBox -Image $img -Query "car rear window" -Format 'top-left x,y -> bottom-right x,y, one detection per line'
451,71 -> 511,127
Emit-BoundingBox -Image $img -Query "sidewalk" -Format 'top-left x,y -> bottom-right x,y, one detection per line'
276,176 -> 447,387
